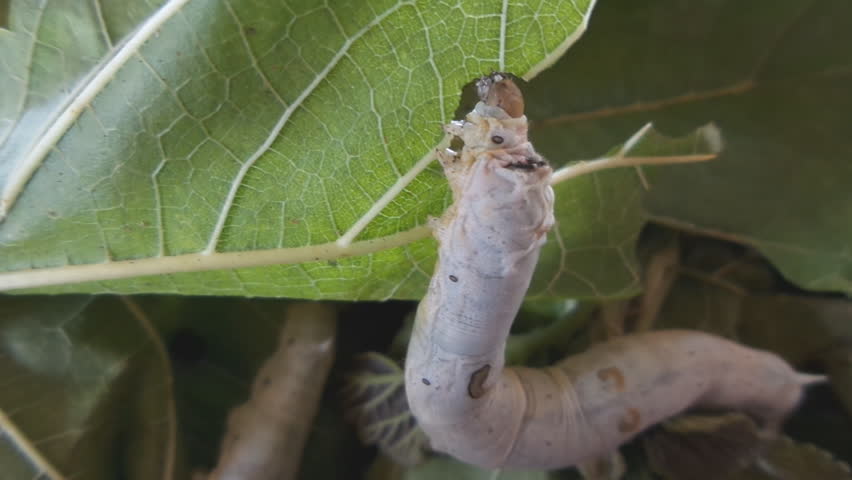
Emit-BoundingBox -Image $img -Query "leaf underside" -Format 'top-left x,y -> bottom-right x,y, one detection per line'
0,0 -> 597,299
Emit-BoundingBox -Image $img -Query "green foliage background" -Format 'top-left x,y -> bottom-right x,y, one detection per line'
1,0 -> 851,479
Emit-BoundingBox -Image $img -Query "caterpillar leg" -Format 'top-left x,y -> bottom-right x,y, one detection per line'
435,147 -> 469,197
443,120 -> 466,137
435,146 -> 459,167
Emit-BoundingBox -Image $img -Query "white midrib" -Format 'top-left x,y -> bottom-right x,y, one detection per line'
0,0 -> 193,221
0,408 -> 66,479
202,0 -> 414,254
0,150 -> 720,292
0,1 -> 608,292
335,0 -> 599,246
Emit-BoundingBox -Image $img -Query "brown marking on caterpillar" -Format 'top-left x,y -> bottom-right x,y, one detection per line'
468,365 -> 491,399
618,408 -> 642,434
597,366 -> 626,392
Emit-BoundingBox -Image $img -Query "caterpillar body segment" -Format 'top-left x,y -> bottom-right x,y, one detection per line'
404,73 -> 823,471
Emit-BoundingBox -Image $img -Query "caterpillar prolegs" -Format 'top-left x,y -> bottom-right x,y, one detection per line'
403,73 -> 824,470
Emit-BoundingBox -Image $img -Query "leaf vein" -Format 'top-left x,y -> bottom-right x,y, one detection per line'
203,0 -> 415,254
0,1 -> 46,149
0,0 -> 193,221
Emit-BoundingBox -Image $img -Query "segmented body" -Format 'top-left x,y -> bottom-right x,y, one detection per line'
208,303 -> 336,480
404,74 -> 821,470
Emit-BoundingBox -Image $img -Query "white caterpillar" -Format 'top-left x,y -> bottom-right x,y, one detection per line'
205,302 -> 336,480
403,73 -> 823,470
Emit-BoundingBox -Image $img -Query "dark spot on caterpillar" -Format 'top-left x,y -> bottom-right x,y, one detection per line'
262,377 -> 271,387
287,337 -> 295,346
327,259 -> 338,267
618,407 -> 642,433
244,26 -> 257,36
597,366 -> 626,391
422,378 -> 431,386
505,157 -> 547,170
491,135 -> 504,144
449,274 -> 459,282
545,393 -> 553,400
468,364 -> 491,399
488,427 -> 494,434
545,440 -> 552,447
506,161 -> 536,170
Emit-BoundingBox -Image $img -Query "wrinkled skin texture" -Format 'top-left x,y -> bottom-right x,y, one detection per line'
404,74 -> 822,470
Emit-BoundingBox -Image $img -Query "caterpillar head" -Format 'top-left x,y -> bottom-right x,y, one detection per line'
477,72 -> 525,118
449,73 -> 532,153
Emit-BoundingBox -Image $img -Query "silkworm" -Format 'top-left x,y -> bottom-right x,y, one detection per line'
403,73 -> 823,470
205,302 -> 336,480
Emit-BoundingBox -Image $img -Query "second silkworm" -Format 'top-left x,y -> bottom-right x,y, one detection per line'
206,302 -> 336,480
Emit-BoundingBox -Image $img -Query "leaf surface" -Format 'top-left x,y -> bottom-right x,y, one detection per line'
0,295 -> 179,480
528,0 -> 852,295
0,0 -> 597,298
4,0 -> 850,301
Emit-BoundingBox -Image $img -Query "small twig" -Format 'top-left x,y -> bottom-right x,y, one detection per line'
551,154 -> 718,185
677,266 -> 750,296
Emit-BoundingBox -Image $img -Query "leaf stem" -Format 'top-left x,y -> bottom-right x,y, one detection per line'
0,225 -> 432,291
550,122 -> 719,185
0,409 -> 66,479
551,154 -> 718,185
0,121 -> 719,292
